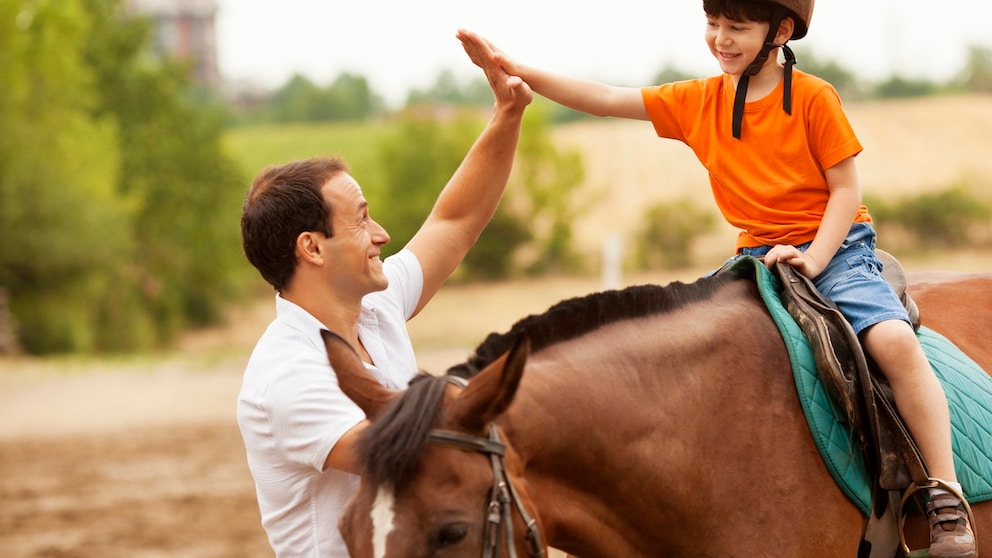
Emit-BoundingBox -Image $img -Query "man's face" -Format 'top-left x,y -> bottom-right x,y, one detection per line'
321,172 -> 391,297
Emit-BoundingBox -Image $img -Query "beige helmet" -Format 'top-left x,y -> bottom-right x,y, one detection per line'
768,0 -> 814,40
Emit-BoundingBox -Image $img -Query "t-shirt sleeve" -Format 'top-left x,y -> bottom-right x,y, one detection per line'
642,83 -> 687,142
263,349 -> 366,472
806,84 -> 863,170
642,79 -> 709,143
380,249 -> 423,322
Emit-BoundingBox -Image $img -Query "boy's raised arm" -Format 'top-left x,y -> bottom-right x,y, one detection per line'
457,29 -> 649,121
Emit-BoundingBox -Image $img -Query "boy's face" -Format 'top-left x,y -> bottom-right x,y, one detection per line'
705,15 -> 773,77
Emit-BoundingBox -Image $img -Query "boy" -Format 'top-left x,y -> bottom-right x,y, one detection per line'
458,1 -> 975,556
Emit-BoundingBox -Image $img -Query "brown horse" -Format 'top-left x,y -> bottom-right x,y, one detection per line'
323,268 -> 992,557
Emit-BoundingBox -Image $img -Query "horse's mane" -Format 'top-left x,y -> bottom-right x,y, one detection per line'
357,371 -> 448,488
357,273 -> 737,488
446,272 -> 734,377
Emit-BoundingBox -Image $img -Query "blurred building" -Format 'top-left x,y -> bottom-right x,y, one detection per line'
127,0 -> 220,88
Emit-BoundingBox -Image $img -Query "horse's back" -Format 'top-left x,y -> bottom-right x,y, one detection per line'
907,271 -> 992,371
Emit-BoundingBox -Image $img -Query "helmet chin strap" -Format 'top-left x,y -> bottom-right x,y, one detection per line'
731,6 -> 795,139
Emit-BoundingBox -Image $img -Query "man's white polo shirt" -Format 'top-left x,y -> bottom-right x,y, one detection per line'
237,249 -> 423,557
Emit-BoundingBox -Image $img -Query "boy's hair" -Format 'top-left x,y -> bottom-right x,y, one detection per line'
241,156 -> 349,291
702,0 -> 777,26
702,0 -> 811,40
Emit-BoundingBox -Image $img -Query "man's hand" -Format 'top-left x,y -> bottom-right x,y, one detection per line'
457,29 -> 532,111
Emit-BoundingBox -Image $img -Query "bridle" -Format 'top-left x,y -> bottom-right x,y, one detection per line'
427,376 -> 546,558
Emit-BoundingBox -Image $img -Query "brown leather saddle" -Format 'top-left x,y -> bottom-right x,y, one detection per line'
775,249 -> 926,490
773,249 -> 930,557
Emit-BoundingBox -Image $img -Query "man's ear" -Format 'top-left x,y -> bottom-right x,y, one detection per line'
296,231 -> 323,265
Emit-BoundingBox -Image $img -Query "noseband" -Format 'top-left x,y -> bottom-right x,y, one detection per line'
428,377 -> 545,558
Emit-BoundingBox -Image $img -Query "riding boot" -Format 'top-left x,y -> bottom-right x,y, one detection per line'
927,493 -> 977,558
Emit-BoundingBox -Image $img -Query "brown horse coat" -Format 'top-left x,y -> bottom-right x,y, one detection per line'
326,271 -> 992,557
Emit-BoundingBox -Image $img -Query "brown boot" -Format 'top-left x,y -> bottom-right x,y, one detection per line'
927,493 -> 977,558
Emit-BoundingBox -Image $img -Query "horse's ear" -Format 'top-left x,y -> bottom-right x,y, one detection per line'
448,333 -> 530,433
320,329 -> 399,420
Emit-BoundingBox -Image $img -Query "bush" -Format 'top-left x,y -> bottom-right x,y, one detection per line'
634,199 -> 716,270
866,185 -> 992,249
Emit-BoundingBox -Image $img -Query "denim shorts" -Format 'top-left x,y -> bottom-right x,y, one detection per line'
734,223 -> 911,334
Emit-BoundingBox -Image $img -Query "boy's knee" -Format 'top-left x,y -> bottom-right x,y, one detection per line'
862,319 -> 924,361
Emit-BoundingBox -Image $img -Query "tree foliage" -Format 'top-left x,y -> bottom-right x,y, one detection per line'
509,103 -> 591,275
956,46 -> 992,93
635,200 -> 716,270
372,103 -> 587,281
406,70 -> 495,107
239,72 -> 382,124
0,0 -> 247,354
866,186 -> 992,249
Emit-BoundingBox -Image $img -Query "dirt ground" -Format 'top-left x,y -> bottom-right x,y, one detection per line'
0,272 -> 637,558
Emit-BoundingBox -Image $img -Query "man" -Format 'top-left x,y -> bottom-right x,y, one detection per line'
236,31 -> 533,557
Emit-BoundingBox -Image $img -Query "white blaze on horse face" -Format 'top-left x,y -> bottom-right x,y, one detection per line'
370,485 -> 397,558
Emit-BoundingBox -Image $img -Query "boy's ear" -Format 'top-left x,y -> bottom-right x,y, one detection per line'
776,16 -> 796,45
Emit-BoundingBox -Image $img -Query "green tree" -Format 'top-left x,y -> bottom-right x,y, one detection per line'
510,103 -> 591,275
872,75 -> 941,99
791,48 -> 863,100
269,74 -> 324,122
375,110 -> 481,259
0,0 -> 135,352
650,65 -> 697,85
374,103 -> 588,280
82,0 -> 247,343
635,199 -> 716,270
867,186 -> 991,249
0,0 -> 247,354
956,45 -> 992,93
326,72 -> 379,120
406,69 -> 495,107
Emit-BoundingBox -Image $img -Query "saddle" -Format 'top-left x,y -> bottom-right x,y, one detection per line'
772,249 -> 930,557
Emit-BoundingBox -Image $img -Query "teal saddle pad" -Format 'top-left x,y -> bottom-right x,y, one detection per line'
732,256 -> 992,514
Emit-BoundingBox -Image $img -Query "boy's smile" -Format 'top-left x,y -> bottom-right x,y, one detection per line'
705,15 -> 771,77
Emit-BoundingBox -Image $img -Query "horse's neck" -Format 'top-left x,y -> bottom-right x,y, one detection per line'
500,280 -> 808,554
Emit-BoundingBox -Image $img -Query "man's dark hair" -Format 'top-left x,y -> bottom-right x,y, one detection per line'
241,156 -> 349,291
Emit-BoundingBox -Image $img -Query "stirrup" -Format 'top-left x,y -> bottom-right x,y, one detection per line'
897,478 -> 978,557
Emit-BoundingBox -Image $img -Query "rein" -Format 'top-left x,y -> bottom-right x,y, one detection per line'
428,377 -> 546,558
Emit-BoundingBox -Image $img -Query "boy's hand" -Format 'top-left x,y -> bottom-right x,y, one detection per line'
457,29 -> 532,111
764,244 -> 825,279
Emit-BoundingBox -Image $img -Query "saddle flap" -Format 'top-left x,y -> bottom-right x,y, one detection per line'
773,262 -> 930,505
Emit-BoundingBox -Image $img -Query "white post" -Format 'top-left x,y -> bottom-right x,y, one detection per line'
601,233 -> 624,290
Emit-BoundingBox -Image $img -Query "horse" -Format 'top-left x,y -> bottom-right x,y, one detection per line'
322,267 -> 992,557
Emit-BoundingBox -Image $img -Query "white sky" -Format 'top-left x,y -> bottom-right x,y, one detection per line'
215,0 -> 992,106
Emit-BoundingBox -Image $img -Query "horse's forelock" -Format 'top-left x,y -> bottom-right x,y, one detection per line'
357,373 -> 448,488
447,273 -> 734,377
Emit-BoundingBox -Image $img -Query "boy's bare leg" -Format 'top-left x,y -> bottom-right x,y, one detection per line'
862,319 -> 976,558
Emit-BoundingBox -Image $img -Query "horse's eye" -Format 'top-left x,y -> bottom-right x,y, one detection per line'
436,522 -> 468,548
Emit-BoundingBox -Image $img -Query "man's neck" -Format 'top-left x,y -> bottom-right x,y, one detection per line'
282,287 -> 362,348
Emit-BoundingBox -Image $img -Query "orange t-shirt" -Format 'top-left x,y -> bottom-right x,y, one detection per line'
641,69 -> 871,250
